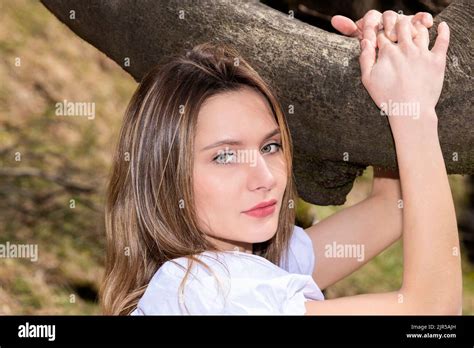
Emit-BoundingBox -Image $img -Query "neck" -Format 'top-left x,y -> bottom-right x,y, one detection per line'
206,235 -> 253,254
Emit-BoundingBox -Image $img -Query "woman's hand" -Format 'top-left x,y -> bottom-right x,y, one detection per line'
359,18 -> 450,127
331,10 -> 433,47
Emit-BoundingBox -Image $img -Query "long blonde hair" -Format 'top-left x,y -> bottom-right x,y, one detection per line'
100,42 -> 298,315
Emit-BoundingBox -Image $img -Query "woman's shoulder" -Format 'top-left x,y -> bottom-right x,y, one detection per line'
141,222 -> 314,281
279,224 -> 316,276
156,247 -> 305,285
131,243 -> 324,315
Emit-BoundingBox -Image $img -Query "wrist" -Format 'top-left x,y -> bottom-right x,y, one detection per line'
391,117 -> 440,151
388,108 -> 438,134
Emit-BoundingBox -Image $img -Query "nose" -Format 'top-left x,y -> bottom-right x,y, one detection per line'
246,151 -> 278,192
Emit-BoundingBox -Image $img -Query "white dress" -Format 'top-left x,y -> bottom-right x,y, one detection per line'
130,224 -> 324,315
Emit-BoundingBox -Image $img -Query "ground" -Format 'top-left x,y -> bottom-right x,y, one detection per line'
0,0 -> 472,314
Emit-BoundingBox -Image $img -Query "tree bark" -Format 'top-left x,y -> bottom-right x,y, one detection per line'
40,0 -> 473,205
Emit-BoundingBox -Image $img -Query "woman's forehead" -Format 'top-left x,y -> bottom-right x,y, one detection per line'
195,88 -> 277,141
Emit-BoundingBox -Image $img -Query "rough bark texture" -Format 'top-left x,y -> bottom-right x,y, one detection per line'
40,0 -> 473,205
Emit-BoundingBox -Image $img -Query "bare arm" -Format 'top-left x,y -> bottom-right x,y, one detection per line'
306,18 -> 462,315
305,9 -> 434,290
306,168 -> 402,290
306,122 -> 461,314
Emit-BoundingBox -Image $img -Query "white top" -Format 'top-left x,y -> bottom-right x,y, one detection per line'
130,224 -> 324,315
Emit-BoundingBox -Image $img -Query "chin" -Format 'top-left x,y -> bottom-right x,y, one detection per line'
250,223 -> 278,243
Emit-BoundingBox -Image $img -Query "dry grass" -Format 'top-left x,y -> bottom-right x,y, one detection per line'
0,0 -> 472,315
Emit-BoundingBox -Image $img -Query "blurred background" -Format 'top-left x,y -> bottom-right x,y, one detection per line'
1,0 -> 473,314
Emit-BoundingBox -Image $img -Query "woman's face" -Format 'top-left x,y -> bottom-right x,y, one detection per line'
193,87 -> 287,253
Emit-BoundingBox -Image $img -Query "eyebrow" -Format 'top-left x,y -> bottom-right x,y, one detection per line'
200,128 -> 281,152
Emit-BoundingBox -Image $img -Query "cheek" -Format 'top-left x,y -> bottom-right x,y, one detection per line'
269,156 -> 288,187
193,165 -> 239,213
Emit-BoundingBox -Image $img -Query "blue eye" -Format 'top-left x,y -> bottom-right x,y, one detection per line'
262,142 -> 282,154
213,151 -> 236,165
212,142 -> 282,165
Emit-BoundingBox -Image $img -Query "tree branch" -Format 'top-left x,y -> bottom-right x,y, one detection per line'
40,0 -> 473,205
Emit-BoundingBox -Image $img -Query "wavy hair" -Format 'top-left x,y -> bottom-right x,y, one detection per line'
100,42 -> 298,315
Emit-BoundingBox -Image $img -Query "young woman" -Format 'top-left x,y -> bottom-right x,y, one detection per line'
100,10 -> 462,315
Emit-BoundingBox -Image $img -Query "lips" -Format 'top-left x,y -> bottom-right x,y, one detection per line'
242,199 -> 277,218
243,199 -> 277,213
